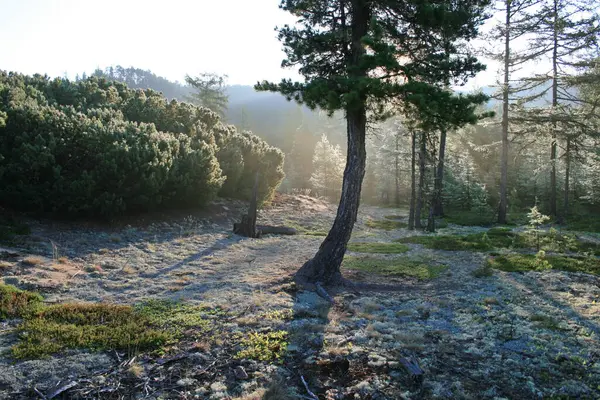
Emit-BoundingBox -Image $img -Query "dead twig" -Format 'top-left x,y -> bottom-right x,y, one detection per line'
300,375 -> 319,400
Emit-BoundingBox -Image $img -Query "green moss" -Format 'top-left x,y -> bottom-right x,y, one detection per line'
530,314 -> 564,331
398,234 -> 496,251
13,303 -> 171,359
9,296 -> 224,359
135,299 -> 217,336
384,215 -> 406,220
444,211 -> 494,227
0,284 -> 43,319
236,330 -> 288,362
487,254 -> 600,275
347,242 -> 410,254
343,256 -> 447,280
365,219 -> 407,230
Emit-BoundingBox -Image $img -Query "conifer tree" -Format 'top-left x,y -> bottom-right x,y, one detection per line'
310,134 -> 345,200
517,0 -> 599,217
486,0 -> 541,223
258,0 -> 490,286
185,73 -> 229,118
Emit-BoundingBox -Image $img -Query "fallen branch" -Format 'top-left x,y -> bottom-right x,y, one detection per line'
300,375 -> 318,400
256,225 -> 297,235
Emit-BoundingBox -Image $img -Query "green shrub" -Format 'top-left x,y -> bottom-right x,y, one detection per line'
0,284 -> 43,319
13,303 -> 171,359
0,72 -> 284,217
486,254 -> 600,275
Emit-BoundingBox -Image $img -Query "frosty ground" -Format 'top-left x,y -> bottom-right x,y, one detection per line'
1,195 -> 599,399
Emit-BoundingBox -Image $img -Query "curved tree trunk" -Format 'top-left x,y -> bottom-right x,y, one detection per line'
295,0 -> 369,288
295,108 -> 367,286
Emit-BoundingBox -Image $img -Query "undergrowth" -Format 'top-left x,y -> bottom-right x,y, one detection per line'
343,256 -> 447,280
235,330 -> 288,362
398,228 -> 600,255
1,286 -> 222,359
486,254 -> 600,275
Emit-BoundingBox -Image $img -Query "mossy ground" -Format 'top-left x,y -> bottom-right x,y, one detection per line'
487,254 -> 600,275
1,285 -> 223,359
343,256 -> 447,280
365,219 -> 407,230
347,242 -> 409,254
398,228 -> 600,255
235,330 -> 288,362
0,284 -> 43,319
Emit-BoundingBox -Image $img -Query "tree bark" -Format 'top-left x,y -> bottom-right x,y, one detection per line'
395,132 -> 400,208
564,137 -> 571,219
295,108 -> 367,286
408,130 -> 416,230
433,128 -> 447,217
295,0 -> 369,287
233,172 -> 261,238
550,0 -> 558,217
498,0 -> 511,225
415,131 -> 427,229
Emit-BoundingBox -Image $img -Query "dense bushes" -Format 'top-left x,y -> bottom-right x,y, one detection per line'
0,71 -> 284,217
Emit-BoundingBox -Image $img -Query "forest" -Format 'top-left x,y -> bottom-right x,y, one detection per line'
1,0 -> 600,399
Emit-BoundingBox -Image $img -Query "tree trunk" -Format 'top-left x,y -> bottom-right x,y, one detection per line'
415,131 -> 426,229
550,0 -> 558,217
395,132 -> 400,208
498,0 -> 511,225
564,137 -> 571,219
295,0 -> 369,287
408,130 -> 416,230
433,128 -> 447,217
295,108 -> 367,286
233,172 -> 261,238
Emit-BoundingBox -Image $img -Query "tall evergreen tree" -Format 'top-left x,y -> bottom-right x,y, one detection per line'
487,0 -> 541,223
517,0 -> 599,217
185,72 -> 229,118
258,0 -> 490,286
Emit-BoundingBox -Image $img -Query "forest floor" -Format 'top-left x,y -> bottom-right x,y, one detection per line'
0,194 -> 599,399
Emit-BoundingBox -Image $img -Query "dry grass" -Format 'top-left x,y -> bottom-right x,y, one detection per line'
57,256 -> 69,264
0,261 -> 12,269
22,256 -> 45,267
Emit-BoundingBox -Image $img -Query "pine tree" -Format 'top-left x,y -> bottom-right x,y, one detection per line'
487,0 -> 542,223
257,0 -> 490,286
517,0 -> 599,218
310,134 -> 345,200
185,73 -> 229,118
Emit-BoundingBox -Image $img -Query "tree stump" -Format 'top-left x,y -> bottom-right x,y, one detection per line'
233,172 -> 262,238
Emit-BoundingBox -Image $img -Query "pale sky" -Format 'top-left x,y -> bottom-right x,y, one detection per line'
0,0 -> 506,89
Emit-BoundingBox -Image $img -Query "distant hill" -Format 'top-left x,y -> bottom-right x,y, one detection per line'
89,66 -> 573,150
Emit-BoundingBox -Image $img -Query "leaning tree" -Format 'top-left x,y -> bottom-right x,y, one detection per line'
257,0 -> 490,288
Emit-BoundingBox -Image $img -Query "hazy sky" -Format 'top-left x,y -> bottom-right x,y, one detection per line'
0,0 -> 504,89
